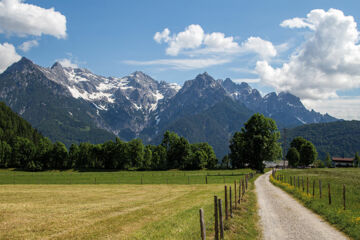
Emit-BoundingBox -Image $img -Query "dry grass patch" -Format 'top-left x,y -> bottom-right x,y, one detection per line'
0,184 -> 224,239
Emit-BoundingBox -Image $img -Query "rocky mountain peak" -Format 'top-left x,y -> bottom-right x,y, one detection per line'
4,57 -> 36,74
51,61 -> 63,70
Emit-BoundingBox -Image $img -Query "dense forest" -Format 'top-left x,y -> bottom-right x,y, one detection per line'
285,121 -> 360,159
0,102 -> 218,171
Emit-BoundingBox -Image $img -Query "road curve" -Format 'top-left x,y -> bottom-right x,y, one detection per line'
255,171 -> 349,240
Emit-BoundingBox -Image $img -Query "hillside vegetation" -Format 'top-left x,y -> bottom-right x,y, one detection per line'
285,120 -> 360,159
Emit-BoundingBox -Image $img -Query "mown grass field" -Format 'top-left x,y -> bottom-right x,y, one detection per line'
0,169 -> 254,184
271,168 -> 360,239
0,169 -> 260,240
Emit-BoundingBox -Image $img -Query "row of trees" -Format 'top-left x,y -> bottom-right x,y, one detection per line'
0,131 -> 218,171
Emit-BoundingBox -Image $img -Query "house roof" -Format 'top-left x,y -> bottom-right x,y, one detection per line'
332,157 -> 354,162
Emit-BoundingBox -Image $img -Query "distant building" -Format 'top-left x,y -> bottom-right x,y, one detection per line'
332,157 -> 354,167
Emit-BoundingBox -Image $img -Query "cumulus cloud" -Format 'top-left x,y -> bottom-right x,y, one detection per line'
124,58 -> 231,70
57,58 -> 78,68
0,0 -> 67,38
164,24 -> 205,56
302,97 -> 360,120
154,24 -> 275,58
0,42 -> 21,73
18,40 -> 38,52
256,8 -> 360,100
154,28 -> 170,43
242,37 -> 277,59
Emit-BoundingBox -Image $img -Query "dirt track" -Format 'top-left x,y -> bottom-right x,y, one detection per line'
255,171 -> 348,240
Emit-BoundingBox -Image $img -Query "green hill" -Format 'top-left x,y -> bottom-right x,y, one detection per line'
285,120 -> 360,159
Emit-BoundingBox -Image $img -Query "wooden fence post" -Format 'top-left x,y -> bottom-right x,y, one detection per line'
343,184 -> 346,210
234,181 -> 237,209
328,183 -> 331,205
312,180 -> 315,198
225,186 -> 228,220
246,176 -> 248,190
294,176 -> 296,187
238,180 -> 241,204
206,176 -> 208,184
218,199 -> 224,239
290,176 -> 292,186
307,177 -> 309,195
199,208 -> 206,240
319,180 -> 322,198
230,186 -> 233,218
297,176 -> 299,189
214,196 -> 219,240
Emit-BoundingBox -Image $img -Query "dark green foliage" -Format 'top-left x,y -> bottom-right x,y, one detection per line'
0,141 -> 11,168
289,137 -> 317,167
221,155 -> 230,169
229,113 -> 282,172
313,159 -> 325,168
229,132 -> 246,168
286,147 -> 300,167
290,137 -> 308,153
325,153 -> 332,168
285,120 -> 360,159
354,152 -> 360,168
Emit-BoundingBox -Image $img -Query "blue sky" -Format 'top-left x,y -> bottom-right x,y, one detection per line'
0,0 -> 360,120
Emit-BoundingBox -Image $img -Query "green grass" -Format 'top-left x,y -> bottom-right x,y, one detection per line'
0,170 -> 261,239
271,168 -> 360,239
0,169 -> 254,185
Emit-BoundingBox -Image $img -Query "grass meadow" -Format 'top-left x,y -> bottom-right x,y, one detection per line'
271,168 -> 360,239
0,169 -> 260,240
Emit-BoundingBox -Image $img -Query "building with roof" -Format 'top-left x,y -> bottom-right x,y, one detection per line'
332,157 -> 354,167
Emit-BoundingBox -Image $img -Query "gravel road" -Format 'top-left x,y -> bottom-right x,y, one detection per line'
255,171 -> 349,240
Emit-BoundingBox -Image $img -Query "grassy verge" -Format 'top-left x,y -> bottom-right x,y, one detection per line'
270,168 -> 360,239
0,173 -> 261,239
0,169 -> 254,184
224,174 -> 261,240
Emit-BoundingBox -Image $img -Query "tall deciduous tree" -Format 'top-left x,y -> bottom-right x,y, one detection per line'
299,141 -> 317,166
286,147 -> 300,167
230,114 -> 282,172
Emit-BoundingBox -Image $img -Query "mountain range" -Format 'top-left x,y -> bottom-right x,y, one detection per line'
0,57 -> 338,157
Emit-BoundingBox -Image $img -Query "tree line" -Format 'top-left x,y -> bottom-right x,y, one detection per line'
0,130 -> 218,171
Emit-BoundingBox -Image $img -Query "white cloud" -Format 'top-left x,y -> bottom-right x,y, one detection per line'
57,58 -> 78,68
18,40 -> 38,52
165,24 -> 204,56
154,24 -> 275,59
124,58 -> 231,70
233,78 -> 260,83
303,96 -> 360,120
203,32 -> 239,53
0,42 -> 21,73
0,0 -> 67,38
242,37 -> 277,59
280,17 -> 314,29
256,9 -> 360,100
154,28 -> 170,43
